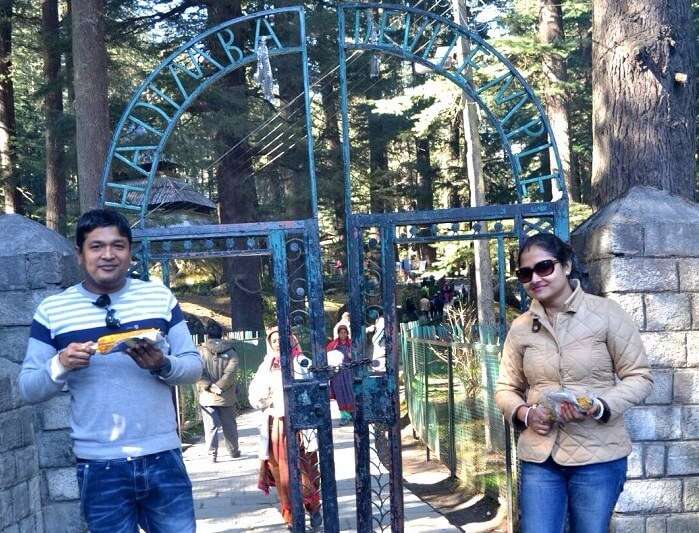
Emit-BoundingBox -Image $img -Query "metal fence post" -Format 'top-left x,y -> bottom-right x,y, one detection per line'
423,333 -> 430,462
446,345 -> 456,478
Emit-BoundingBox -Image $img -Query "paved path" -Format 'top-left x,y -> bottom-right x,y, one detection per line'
184,408 -> 458,532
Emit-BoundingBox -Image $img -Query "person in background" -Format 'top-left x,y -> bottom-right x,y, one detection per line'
248,327 -> 322,530
19,208 -> 201,532
495,233 -> 653,533
418,290 -> 431,321
326,323 -> 355,425
197,319 -> 241,462
365,310 -> 386,372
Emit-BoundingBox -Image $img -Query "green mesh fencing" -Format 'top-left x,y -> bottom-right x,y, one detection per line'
400,320 -> 511,502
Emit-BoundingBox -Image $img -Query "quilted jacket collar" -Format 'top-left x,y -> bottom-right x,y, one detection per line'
529,279 -> 583,318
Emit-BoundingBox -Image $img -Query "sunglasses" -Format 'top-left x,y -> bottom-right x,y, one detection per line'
93,294 -> 122,330
515,259 -> 560,284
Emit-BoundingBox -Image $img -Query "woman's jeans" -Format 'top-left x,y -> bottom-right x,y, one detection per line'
520,456 -> 627,533
76,449 -> 195,533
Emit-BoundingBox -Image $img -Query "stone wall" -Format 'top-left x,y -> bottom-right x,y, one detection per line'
0,214 -> 84,533
571,187 -> 699,533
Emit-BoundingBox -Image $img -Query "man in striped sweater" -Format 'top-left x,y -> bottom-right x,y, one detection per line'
19,209 -> 202,533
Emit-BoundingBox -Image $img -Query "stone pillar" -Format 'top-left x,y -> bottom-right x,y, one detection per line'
0,214 -> 84,533
571,186 -> 699,532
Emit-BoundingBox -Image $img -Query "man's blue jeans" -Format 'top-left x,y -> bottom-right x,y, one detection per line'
76,449 -> 195,533
520,456 -> 627,533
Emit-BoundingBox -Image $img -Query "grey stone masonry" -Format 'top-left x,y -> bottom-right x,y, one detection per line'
0,215 -> 83,533
572,187 -> 699,531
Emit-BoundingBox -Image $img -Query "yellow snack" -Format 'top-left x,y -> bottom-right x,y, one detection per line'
576,395 -> 593,410
97,328 -> 160,354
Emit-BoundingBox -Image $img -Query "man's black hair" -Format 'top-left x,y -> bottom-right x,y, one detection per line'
205,319 -> 224,339
76,209 -> 132,250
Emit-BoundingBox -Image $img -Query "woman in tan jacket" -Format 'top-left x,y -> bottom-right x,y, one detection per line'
496,234 -> 652,533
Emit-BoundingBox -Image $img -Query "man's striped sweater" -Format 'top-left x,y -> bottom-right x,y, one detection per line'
19,278 -> 202,460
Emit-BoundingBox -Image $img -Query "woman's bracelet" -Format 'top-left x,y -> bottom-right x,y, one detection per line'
524,403 -> 538,427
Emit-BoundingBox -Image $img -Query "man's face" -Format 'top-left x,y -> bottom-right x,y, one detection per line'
77,226 -> 131,293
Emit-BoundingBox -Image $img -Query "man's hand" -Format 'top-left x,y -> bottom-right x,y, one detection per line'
210,384 -> 223,395
58,342 -> 96,370
126,340 -> 166,370
559,401 -> 600,422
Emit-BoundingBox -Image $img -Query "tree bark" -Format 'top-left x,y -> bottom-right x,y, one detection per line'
43,0 -> 66,233
453,0 -> 495,328
0,0 -> 19,214
591,0 -> 695,207
415,137 -> 436,263
539,0 -> 578,202
72,0 -> 110,212
207,0 -> 264,333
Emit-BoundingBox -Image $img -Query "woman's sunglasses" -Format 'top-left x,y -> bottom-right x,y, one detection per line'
515,259 -> 560,284
93,294 -> 122,329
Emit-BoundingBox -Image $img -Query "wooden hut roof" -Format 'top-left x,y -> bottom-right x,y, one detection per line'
122,176 -> 216,212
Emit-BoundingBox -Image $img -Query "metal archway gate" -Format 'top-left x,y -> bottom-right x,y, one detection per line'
99,4 -> 569,532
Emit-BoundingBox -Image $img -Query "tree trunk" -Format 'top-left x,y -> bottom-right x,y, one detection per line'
539,0 -> 578,202
368,113 -> 390,213
43,0 -> 66,233
207,0 -> 264,333
0,0 -> 19,214
453,0 -> 495,328
415,137 -> 436,263
591,0 -> 695,208
72,0 -> 110,212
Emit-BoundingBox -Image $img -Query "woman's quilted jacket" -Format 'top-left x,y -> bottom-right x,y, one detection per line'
496,281 -> 653,465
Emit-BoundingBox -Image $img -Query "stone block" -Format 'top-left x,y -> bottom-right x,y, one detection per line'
0,487 -> 12,528
28,476 -> 40,514
14,446 -> 38,483
0,359 -> 20,412
685,477 -> 699,512
667,442 -> 699,476
692,296 -> 699,330
581,223 -> 644,260
37,430 -> 74,468
646,515 -> 666,533
625,406 -> 682,441
46,467 -> 78,501
42,501 -> 86,533
616,479 -> 683,513
645,443 -> 666,477
683,406 -> 699,439
640,332 -> 686,368
0,255 -> 28,290
0,326 -> 30,364
611,515 -> 645,533
5,525 -> 19,533
674,369 -> 699,403
644,293 -> 691,331
627,443 -> 643,478
25,252 -> 64,289
645,223 -> 699,257
11,481 -> 30,520
666,513 -> 699,533
607,293 -> 645,329
688,332 -> 699,366
0,289 -> 63,327
644,369 -> 673,405
589,258 -> 677,293
61,255 -> 80,287
0,449 -> 16,489
19,514 -> 37,533
38,393 -> 71,430
0,410 -> 31,451
679,259 -> 699,291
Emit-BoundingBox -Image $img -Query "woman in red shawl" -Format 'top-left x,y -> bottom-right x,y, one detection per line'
248,327 -> 321,529
326,323 -> 355,425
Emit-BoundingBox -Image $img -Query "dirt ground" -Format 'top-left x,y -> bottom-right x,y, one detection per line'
400,428 -> 509,532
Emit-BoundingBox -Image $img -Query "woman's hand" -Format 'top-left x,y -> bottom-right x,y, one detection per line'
559,401 -> 600,422
517,404 -> 554,435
